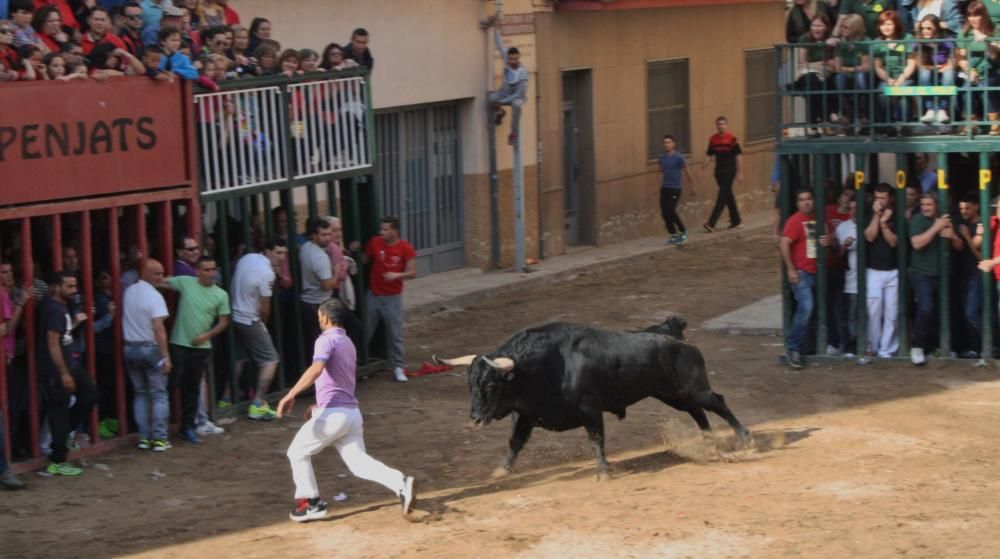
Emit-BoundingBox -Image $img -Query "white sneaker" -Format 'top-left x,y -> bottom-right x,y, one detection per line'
920,109 -> 937,123
825,345 -> 841,356
392,367 -> 409,383
400,475 -> 416,516
196,420 -> 225,436
910,347 -> 926,366
934,109 -> 950,124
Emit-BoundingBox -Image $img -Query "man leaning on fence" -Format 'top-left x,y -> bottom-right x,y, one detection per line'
122,259 -> 172,452
780,189 -> 836,369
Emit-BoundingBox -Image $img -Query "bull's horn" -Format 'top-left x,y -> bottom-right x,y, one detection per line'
433,354 -> 477,366
483,356 -> 515,372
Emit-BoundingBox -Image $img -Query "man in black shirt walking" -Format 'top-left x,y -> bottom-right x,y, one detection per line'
38,272 -> 97,476
702,116 -> 744,232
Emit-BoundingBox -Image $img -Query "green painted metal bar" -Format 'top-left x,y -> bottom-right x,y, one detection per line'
937,157 -> 951,354
813,154 -> 828,353
895,153 -> 910,356
281,187 -> 306,373
345,177 -> 369,365
979,153 -> 993,360
855,158 -> 868,359
780,155 -> 792,351
327,182 -> 338,216
261,193 -> 285,391
215,200 -> 238,407
776,138 -> 999,156
240,196 -> 252,252
307,184 -> 319,220
364,75 -> 377,167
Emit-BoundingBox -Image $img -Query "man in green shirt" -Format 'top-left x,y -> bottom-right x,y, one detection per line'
908,193 -> 961,365
166,257 -> 231,443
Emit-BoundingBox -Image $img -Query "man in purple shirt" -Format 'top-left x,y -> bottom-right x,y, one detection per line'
174,236 -> 199,277
277,299 -> 417,523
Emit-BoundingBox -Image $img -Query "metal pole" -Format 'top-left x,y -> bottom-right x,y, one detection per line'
979,153 -> 993,361
813,155 -> 828,353
513,115 -> 526,273
937,156 -> 951,355
780,154 -> 792,350
486,5 -> 501,268
855,160 -> 869,360
895,154 -> 910,357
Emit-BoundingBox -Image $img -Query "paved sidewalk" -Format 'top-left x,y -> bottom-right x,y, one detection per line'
404,210 -> 775,319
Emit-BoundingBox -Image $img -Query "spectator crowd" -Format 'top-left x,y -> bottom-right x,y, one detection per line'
0,210 -> 417,488
0,0 -> 374,87
785,0 -> 1000,135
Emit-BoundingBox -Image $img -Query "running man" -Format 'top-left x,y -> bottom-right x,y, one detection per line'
277,299 -> 417,522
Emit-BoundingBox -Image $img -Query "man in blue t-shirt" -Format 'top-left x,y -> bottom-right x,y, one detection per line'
658,135 -> 695,245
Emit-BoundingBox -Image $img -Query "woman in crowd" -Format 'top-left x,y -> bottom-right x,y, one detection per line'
905,0 -> 962,36
795,14 -> 837,134
42,51 -> 83,80
32,6 -> 69,53
87,44 -> 144,79
321,42 -> 358,71
247,17 -> 271,56
830,14 -> 871,131
873,10 -> 917,130
299,48 -> 320,72
786,0 -> 837,43
227,24 -> 254,77
277,48 -> 302,77
916,14 -> 957,125
957,0 -> 1000,134
252,42 -> 278,75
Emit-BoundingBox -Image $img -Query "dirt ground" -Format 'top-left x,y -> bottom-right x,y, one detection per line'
3,227 -> 999,559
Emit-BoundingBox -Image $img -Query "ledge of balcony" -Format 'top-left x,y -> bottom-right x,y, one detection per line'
776,129 -> 1000,155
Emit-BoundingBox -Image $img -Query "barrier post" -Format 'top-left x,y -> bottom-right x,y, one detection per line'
855,164 -> 868,359
937,159 -> 951,354
896,155 -> 910,357
813,155 -> 828,353
979,156 -> 993,360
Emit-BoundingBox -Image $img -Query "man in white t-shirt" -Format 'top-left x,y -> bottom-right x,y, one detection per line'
231,239 -> 289,420
835,195 -> 859,359
122,259 -> 172,451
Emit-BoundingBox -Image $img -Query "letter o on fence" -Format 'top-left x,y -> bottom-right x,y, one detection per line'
896,170 -> 906,190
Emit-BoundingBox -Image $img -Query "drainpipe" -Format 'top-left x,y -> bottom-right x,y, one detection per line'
486,2 -> 502,268
535,54 -> 544,261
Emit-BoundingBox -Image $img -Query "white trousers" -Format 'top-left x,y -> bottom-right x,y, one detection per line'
286,406 -> 405,500
866,268 -> 899,357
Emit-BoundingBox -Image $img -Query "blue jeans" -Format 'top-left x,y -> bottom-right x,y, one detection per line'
788,271 -> 816,354
918,68 -> 955,111
910,271 -> 939,350
124,342 -> 169,441
961,275 -> 982,353
834,71 -> 868,119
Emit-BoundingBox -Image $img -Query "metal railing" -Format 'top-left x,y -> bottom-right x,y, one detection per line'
775,37 -> 1000,140
194,68 -> 374,201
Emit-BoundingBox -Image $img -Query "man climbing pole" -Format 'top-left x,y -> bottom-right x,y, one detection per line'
484,14 -> 528,145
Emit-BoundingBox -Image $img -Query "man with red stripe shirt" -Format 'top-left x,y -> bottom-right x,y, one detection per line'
779,189 -> 836,369
702,116 -> 744,232
80,7 -> 126,56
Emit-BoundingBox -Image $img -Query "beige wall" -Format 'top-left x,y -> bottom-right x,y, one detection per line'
536,3 -> 785,255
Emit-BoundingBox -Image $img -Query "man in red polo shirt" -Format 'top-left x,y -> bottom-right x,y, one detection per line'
363,216 -> 416,383
779,189 -> 835,369
702,116 -> 744,232
80,7 -> 125,56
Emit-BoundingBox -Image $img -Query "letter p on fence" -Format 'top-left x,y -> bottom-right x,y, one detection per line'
980,169 -> 992,191
854,171 -> 865,189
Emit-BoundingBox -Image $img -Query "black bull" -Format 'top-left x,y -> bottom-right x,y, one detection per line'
434,318 -> 751,478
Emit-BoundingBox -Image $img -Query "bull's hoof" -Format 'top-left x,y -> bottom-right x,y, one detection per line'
737,430 -> 753,449
595,470 -> 613,482
491,467 -> 512,479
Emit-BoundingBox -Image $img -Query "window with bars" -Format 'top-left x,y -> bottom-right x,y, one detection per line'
646,59 -> 690,158
745,49 -> 777,142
